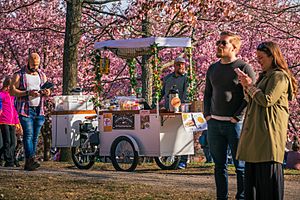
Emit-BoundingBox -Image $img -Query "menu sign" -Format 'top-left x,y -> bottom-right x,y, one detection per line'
182,112 -> 207,132
113,114 -> 135,129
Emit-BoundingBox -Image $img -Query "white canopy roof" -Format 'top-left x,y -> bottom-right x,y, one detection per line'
94,37 -> 191,59
94,37 -> 191,49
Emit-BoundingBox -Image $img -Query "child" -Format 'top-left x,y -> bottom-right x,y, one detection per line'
286,136 -> 300,170
0,76 -> 20,167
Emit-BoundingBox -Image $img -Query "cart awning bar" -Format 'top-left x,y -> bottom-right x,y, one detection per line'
94,37 -> 192,49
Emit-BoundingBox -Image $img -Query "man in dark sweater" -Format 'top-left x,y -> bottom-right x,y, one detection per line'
204,31 -> 256,200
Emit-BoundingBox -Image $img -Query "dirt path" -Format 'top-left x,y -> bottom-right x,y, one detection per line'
0,162 -> 299,200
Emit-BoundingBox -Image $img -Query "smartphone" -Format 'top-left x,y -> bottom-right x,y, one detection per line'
234,68 -> 247,76
39,82 -> 54,93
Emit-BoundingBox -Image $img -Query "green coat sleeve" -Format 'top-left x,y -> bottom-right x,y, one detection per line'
251,72 -> 289,107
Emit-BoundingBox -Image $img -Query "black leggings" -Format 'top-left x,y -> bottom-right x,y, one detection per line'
245,161 -> 284,200
0,125 -> 16,165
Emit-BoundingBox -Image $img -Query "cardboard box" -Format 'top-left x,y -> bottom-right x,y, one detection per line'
190,100 -> 203,112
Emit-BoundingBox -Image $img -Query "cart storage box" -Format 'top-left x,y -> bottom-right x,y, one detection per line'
51,110 -> 97,147
54,95 -> 93,111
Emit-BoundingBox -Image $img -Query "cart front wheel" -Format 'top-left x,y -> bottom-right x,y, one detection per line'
155,156 -> 181,170
71,145 -> 96,170
110,136 -> 139,172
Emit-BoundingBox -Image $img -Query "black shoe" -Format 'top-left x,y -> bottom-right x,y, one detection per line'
15,160 -> 20,167
24,157 -> 38,171
32,161 -> 40,169
32,158 -> 40,169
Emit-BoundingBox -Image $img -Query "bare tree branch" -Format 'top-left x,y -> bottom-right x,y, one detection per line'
82,4 -> 127,20
289,117 -> 298,132
6,40 -> 21,68
234,0 -> 300,15
0,0 -> 42,14
1,27 -> 65,34
102,77 -> 131,84
290,64 -> 300,69
82,0 -> 120,5
102,63 -> 128,96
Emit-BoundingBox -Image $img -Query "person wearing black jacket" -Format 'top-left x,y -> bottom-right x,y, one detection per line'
204,31 -> 256,200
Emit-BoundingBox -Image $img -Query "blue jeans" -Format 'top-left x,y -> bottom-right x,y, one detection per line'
19,107 -> 45,158
207,119 -> 245,200
199,130 -> 213,163
203,146 -> 213,163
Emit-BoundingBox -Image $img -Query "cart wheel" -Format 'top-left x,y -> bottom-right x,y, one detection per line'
71,144 -> 96,170
154,156 -> 181,170
110,136 -> 139,172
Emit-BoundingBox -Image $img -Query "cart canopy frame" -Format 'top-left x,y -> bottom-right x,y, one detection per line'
94,37 -> 191,59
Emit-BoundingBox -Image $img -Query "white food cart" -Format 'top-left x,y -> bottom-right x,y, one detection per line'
52,37 -> 206,171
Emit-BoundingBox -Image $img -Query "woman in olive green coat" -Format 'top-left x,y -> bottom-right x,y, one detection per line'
235,41 -> 298,200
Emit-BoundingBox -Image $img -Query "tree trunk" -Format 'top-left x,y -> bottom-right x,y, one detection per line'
63,0 -> 82,94
61,0 -> 82,162
141,16 -> 153,106
43,131 -> 51,161
41,100 -> 53,161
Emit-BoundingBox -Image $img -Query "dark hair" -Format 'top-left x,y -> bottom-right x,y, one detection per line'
257,41 -> 298,97
2,76 -> 11,88
292,136 -> 300,151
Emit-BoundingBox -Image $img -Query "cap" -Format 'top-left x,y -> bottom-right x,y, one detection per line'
174,56 -> 186,63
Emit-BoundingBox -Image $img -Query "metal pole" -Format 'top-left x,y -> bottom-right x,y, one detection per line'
153,45 -> 159,118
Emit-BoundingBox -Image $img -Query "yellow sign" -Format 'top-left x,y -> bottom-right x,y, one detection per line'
99,57 -> 110,75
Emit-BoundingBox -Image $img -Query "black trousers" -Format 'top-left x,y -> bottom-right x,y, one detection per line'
245,161 -> 284,200
0,125 -> 16,165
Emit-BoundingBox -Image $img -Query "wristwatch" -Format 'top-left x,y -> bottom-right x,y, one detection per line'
26,91 -> 29,96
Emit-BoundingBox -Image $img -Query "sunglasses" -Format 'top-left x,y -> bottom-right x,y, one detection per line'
257,43 -> 272,56
216,40 -> 229,46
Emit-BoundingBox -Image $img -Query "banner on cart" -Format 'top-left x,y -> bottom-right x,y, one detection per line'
103,113 -> 113,132
182,112 -> 207,132
113,114 -> 135,130
140,110 -> 150,129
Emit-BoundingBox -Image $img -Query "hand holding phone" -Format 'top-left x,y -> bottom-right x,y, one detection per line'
38,82 -> 54,96
29,90 -> 40,97
234,68 -> 247,77
234,68 -> 252,87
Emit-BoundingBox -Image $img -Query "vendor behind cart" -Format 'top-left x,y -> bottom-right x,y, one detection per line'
160,56 -> 188,110
160,56 -> 189,169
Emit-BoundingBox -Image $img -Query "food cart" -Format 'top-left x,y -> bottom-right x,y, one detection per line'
52,37 -> 206,171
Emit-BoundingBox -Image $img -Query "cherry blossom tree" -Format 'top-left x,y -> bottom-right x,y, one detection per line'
0,0 -> 66,160
1,0 -> 299,160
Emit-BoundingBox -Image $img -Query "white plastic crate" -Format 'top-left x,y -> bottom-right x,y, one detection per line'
54,95 -> 94,111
